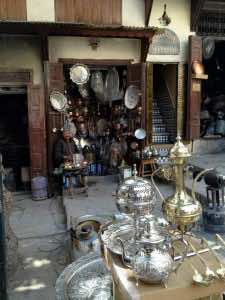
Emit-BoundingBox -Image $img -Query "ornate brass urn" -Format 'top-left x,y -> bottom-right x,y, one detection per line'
160,137 -> 202,232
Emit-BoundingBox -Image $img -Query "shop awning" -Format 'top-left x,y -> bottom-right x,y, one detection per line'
0,21 -> 158,61
0,21 -> 156,39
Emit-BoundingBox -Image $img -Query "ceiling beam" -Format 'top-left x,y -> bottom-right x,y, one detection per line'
191,0 -> 206,31
145,0 -> 153,26
0,21 -> 156,40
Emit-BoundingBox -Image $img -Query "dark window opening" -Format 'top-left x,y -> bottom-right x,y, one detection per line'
202,40 -> 225,138
0,89 -> 30,191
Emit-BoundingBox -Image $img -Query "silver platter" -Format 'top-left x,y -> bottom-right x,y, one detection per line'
124,85 -> 139,109
50,91 -> 67,112
105,67 -> 120,102
56,253 -> 113,300
135,128 -> 146,140
100,221 -> 135,256
70,64 -> 90,85
203,37 -> 215,60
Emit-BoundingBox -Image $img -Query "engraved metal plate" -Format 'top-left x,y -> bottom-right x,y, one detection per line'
100,221 -> 135,256
55,253 -> 113,300
49,91 -> 67,112
70,64 -> 90,85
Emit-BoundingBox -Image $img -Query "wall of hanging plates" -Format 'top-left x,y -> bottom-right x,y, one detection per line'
63,63 -> 144,175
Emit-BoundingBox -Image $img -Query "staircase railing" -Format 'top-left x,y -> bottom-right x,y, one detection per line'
164,76 -> 176,110
155,70 -> 177,142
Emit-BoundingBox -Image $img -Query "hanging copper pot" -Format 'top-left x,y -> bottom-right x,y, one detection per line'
192,60 -> 205,75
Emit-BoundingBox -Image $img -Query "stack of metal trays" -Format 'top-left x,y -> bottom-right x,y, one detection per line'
55,253 -> 113,300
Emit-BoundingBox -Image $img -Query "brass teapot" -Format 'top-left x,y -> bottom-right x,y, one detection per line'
118,218 -> 187,286
152,136 -> 202,232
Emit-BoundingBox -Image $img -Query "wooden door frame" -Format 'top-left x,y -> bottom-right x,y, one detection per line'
58,58 -> 133,67
0,68 -> 44,179
0,68 -> 33,86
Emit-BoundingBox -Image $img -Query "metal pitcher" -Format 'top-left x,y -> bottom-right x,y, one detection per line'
71,223 -> 100,260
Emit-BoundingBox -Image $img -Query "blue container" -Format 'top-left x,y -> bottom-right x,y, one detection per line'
31,176 -> 48,201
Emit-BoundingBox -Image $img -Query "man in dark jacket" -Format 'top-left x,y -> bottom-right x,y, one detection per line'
54,126 -> 78,167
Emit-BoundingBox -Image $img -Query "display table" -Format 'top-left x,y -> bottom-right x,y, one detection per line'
104,249 -> 224,300
63,166 -> 88,196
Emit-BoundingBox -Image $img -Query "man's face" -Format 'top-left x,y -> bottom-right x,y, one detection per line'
63,131 -> 72,141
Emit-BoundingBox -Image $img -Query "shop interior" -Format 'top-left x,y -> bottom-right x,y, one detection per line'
152,64 -> 177,144
0,87 -> 30,190
62,63 -> 145,176
202,39 -> 225,137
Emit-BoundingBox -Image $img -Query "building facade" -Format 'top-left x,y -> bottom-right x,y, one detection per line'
0,0 -> 220,186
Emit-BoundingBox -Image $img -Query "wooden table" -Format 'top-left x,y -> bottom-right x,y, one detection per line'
104,248 -> 224,300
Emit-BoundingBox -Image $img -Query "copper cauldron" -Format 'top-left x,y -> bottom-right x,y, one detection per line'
192,60 -> 205,75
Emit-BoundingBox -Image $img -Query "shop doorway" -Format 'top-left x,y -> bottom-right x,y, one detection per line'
202,39 -> 225,138
0,69 -> 47,194
0,86 -> 30,191
63,63 -> 132,175
152,63 -> 177,144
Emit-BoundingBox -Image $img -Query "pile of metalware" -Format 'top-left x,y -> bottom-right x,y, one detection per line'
100,136 -> 225,287
56,137 -> 225,299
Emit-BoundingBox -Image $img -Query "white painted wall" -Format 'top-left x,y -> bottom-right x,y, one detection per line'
0,36 -> 43,84
26,0 -> 55,22
25,0 -> 145,26
148,0 -> 194,63
122,0 -> 145,27
49,36 -> 141,62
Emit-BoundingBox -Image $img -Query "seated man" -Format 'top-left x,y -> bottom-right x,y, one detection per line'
54,123 -> 88,196
54,124 -> 78,168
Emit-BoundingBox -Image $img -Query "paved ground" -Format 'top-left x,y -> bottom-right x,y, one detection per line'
8,192 -> 68,300
63,175 -> 174,229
